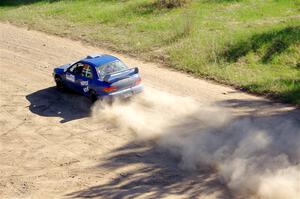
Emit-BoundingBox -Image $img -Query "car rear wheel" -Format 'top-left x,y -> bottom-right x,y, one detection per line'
89,90 -> 98,102
55,76 -> 64,91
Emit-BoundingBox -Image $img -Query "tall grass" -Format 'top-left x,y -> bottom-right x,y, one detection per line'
0,0 -> 299,104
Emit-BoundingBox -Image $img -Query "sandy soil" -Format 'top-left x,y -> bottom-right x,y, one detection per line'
0,23 -> 299,199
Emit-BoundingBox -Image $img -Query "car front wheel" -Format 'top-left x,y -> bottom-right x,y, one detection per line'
55,76 -> 64,91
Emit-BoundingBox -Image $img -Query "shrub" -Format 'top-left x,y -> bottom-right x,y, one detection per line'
156,0 -> 189,8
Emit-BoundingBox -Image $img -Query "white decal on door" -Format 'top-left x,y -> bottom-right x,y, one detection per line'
83,87 -> 89,93
66,74 -> 75,82
80,81 -> 88,86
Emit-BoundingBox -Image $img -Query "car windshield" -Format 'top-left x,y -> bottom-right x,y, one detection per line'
96,60 -> 128,79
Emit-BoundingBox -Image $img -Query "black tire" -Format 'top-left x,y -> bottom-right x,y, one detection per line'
88,90 -> 98,102
55,76 -> 64,91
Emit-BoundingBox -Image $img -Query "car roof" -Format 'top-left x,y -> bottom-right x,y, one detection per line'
80,54 -> 120,67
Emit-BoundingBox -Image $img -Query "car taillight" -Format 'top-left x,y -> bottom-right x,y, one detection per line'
102,86 -> 117,92
135,77 -> 142,85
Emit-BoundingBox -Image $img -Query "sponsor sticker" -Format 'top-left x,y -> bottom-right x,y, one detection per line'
83,87 -> 89,93
80,81 -> 88,86
66,73 -> 75,82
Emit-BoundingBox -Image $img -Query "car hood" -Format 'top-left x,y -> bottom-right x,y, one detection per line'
54,63 -> 71,74
57,63 -> 71,71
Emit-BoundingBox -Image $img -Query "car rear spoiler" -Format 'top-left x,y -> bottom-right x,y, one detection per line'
103,67 -> 139,83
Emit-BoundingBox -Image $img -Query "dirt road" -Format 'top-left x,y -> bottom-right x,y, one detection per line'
0,23 -> 299,199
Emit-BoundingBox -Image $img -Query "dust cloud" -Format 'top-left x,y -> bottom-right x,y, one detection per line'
92,87 -> 300,199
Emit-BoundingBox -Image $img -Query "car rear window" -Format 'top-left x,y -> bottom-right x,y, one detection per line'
96,60 -> 128,79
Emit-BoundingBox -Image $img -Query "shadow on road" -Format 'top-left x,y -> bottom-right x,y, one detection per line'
66,141 -> 232,199
65,98 -> 299,198
218,98 -> 300,119
26,87 -> 92,123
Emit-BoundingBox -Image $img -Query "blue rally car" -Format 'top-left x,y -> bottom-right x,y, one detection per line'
53,54 -> 143,101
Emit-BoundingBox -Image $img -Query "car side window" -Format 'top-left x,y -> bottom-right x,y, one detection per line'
81,64 -> 93,79
69,63 -> 84,75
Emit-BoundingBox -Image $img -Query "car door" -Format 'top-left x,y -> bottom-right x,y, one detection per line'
64,62 -> 84,91
75,63 -> 95,95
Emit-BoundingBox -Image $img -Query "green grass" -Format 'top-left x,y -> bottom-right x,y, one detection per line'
0,0 -> 299,104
